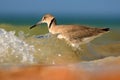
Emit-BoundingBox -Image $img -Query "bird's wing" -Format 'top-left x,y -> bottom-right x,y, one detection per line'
61,25 -> 103,40
57,25 -> 89,33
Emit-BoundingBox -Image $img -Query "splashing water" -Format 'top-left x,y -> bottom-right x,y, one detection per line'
0,28 -> 80,64
0,28 -> 119,65
0,29 -> 35,63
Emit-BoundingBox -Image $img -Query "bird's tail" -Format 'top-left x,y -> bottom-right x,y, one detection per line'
102,28 -> 110,32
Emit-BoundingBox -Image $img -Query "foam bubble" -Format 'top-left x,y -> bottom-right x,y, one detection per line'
0,29 -> 35,63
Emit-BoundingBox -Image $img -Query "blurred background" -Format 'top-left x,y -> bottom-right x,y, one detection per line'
0,0 -> 120,26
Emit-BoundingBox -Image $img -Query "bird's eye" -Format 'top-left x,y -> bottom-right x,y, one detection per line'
43,16 -> 46,20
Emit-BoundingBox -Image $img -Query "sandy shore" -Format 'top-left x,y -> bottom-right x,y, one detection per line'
0,56 -> 120,80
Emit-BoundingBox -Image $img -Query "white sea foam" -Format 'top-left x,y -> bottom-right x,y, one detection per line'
0,29 -> 35,63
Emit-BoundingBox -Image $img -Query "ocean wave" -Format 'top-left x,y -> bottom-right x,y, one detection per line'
0,29 -> 35,63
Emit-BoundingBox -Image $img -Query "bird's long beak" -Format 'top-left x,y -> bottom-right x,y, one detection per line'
29,21 -> 42,29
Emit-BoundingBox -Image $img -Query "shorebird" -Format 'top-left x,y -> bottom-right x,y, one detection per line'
30,14 -> 110,49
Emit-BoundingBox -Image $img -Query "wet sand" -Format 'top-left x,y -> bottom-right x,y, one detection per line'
0,56 -> 120,80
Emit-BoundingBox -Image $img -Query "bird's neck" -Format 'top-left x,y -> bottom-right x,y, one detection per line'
48,18 -> 57,29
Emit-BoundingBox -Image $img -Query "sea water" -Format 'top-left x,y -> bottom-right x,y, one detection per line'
0,14 -> 120,65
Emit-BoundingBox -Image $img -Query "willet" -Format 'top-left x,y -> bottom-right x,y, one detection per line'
30,14 -> 110,49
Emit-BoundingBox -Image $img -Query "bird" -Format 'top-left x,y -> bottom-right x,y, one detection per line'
30,14 -> 110,49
